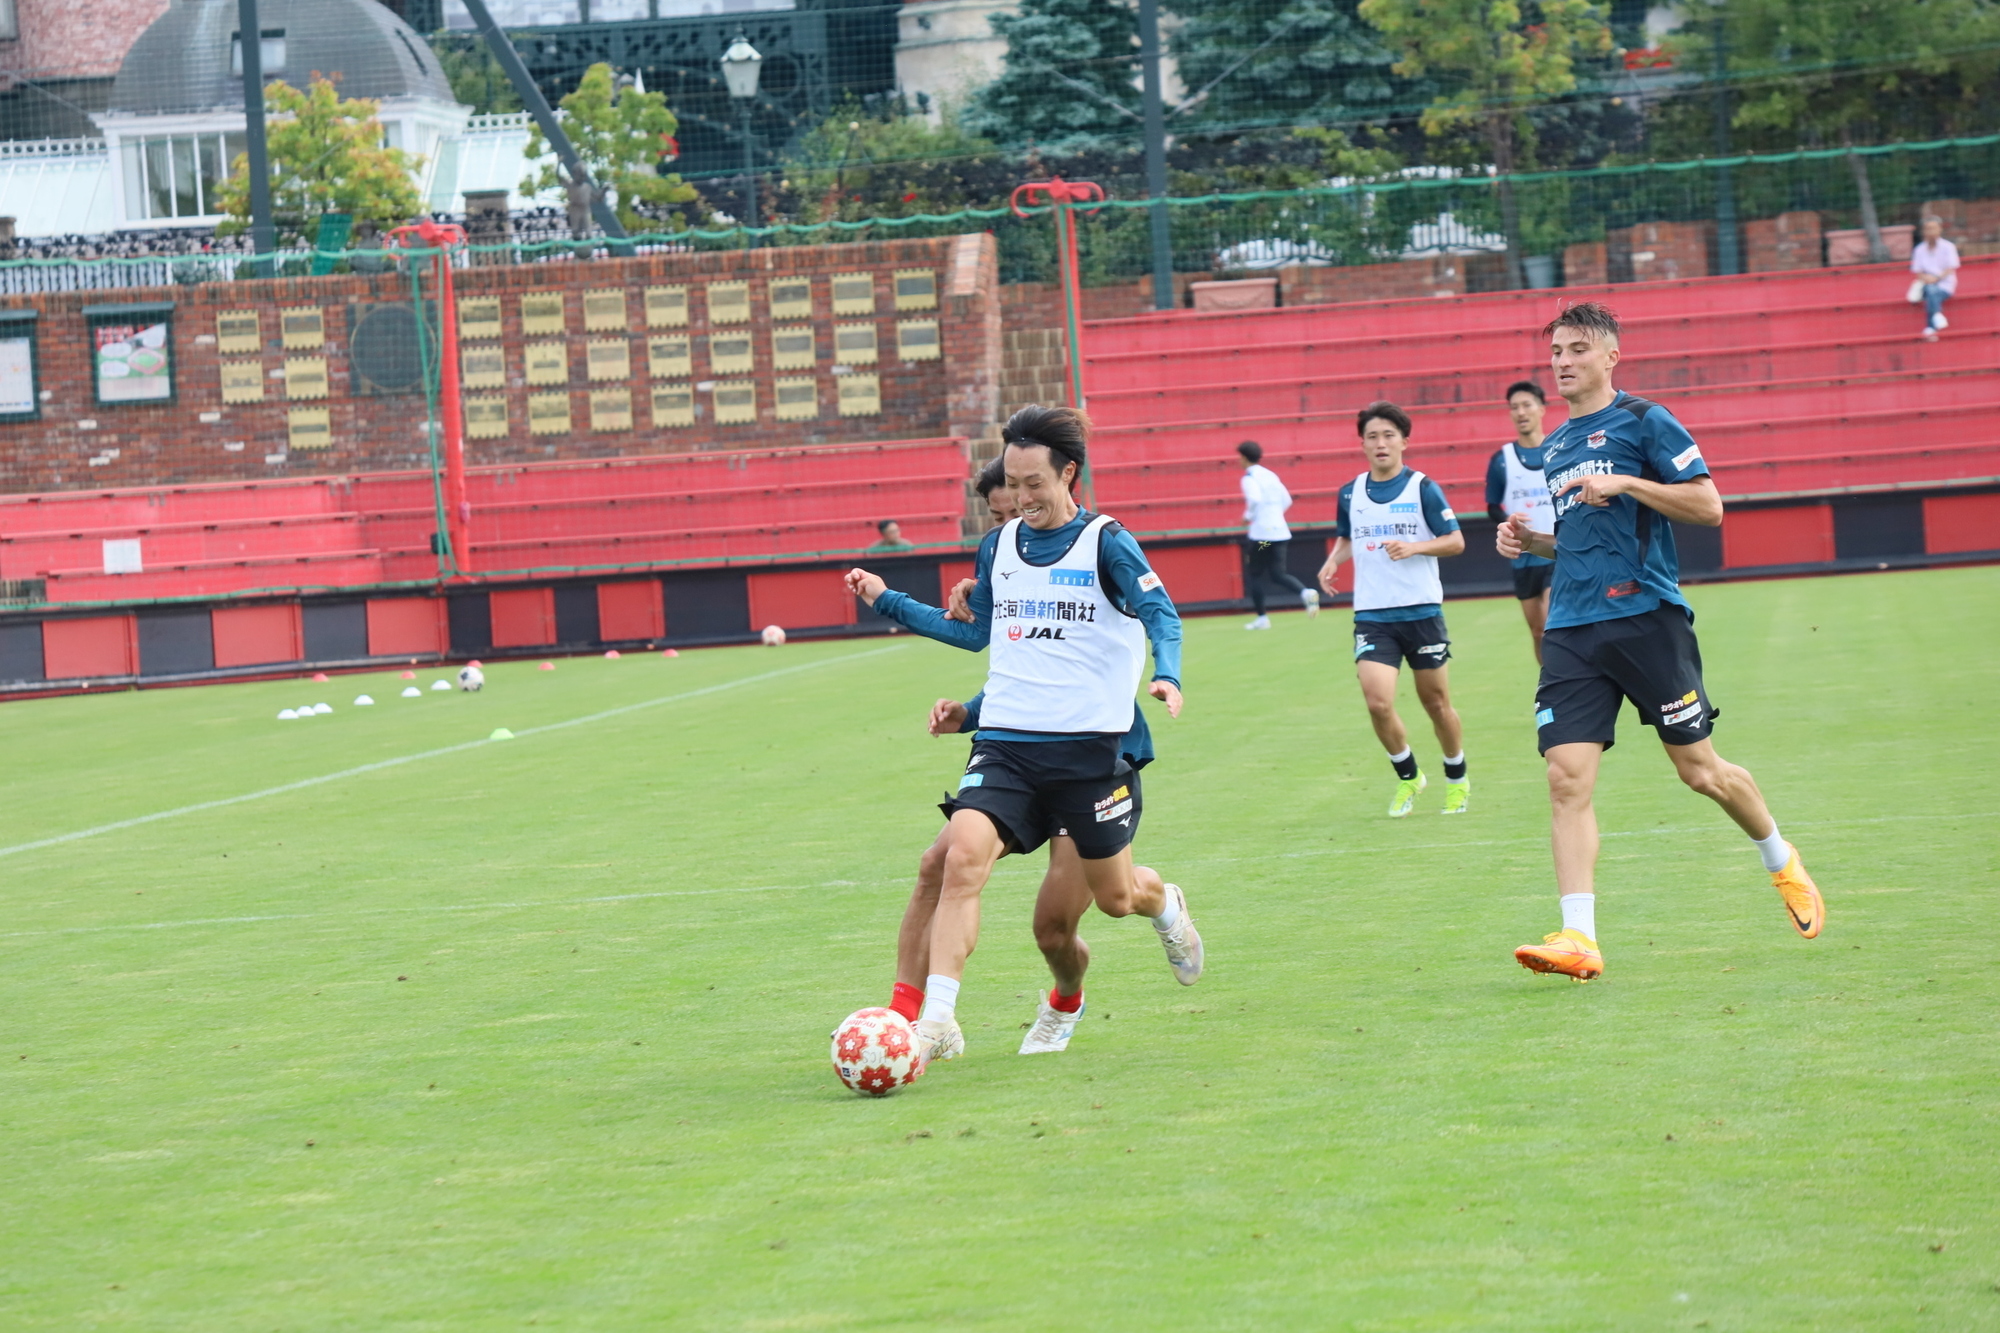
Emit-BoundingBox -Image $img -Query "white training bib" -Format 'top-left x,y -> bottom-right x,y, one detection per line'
1500,443 -> 1555,540
981,515 -> 1148,736
1349,469 -> 1445,613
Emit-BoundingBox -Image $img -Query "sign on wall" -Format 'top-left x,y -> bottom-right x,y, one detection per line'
521,294 -> 567,335
84,304 -> 174,406
458,297 -> 503,341
0,310 -> 39,421
219,360 -> 265,403
281,307 -> 325,349
897,319 -> 941,361
838,373 -> 882,416
464,395 -> 510,439
583,289 -> 628,332
831,273 -> 875,315
774,377 -> 819,421
644,286 -> 688,327
288,406 -> 332,449
770,279 -> 813,320
651,385 -> 695,427
215,311 -> 261,354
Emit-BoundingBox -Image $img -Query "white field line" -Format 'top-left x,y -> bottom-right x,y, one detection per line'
0,643 -> 907,862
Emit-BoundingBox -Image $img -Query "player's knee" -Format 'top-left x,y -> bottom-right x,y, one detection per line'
1675,758 -> 1729,800
1364,694 -> 1397,721
1032,915 -> 1076,953
1545,760 -> 1592,805
915,843 -> 947,893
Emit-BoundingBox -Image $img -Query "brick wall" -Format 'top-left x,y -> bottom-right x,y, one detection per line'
0,234 -> 1003,495
1743,211 -> 1823,271
0,0 -> 168,88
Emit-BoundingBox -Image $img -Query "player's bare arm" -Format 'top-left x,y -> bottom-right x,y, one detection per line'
1555,472 -> 1723,526
1316,537 -> 1352,595
1147,680 -> 1183,718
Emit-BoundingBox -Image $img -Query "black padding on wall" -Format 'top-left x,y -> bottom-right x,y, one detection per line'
302,601 -> 368,660
854,558 -> 941,633
554,584 -> 600,644
663,571 -> 749,641
448,592 -> 491,656
138,609 -> 215,676
1439,519 -> 1515,589
0,622 -> 44,683
1834,495 -> 1926,560
1670,521 -> 1723,574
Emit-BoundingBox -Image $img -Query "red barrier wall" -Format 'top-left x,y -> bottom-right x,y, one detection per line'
1724,505 -> 1835,567
367,597 -> 446,657
211,603 -> 302,667
1147,543 -> 1242,604
747,568 -> 857,630
490,588 -> 556,648
598,580 -> 665,641
1923,492 -> 2000,553
43,614 -> 137,678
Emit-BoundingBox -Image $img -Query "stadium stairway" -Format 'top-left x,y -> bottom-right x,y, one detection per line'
0,437 -> 970,604
1080,258 -> 2000,535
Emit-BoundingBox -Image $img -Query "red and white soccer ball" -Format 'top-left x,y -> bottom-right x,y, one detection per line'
830,1006 -> 924,1096
761,624 -> 787,646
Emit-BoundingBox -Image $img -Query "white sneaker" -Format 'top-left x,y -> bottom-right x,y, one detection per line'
1301,589 -> 1320,618
915,1016 -> 964,1064
1245,615 -> 1272,630
1018,996 -> 1084,1054
1932,312 -> 1949,329
1155,883 -> 1204,985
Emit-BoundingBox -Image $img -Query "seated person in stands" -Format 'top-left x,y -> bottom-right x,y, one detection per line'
1912,215 -> 1961,342
867,519 -> 917,552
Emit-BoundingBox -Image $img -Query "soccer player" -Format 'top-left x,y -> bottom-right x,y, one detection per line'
849,404 -> 1201,1066
975,454 -> 1017,527
1486,381 -> 1556,662
1237,440 -> 1320,629
1497,301 -> 1825,981
1316,402 -> 1471,817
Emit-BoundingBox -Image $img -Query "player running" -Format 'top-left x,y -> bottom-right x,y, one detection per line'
1317,401 -> 1471,817
851,404 -> 1199,1066
1237,440 -> 1320,629
1497,302 -> 1825,981
1486,381 -> 1557,662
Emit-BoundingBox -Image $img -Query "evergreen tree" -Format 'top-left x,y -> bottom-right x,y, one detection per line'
1166,0 -> 1411,133
963,0 -> 1141,148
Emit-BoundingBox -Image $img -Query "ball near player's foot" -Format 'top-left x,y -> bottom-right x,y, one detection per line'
830,1007 -> 924,1096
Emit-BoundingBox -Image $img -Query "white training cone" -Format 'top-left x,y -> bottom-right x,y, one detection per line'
312,703 -> 333,714
401,686 -> 422,698
430,679 -> 451,691
354,695 -> 374,706
278,709 -> 298,720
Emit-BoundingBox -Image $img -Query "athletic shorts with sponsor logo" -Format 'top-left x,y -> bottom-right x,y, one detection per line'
1533,604 -> 1717,754
1353,615 -> 1452,671
941,735 -> 1142,860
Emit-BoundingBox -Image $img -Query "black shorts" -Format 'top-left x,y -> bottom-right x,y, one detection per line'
1353,616 -> 1451,671
941,736 -> 1141,860
1512,562 -> 1553,600
1535,604 -> 1718,753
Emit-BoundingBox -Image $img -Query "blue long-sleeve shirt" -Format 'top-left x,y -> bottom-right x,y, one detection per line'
962,689 -> 1154,767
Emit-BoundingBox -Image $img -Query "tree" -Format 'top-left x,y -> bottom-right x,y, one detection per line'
214,74 -> 424,247
432,36 -> 522,116
1167,0 -> 1415,134
1357,0 -> 1612,287
781,102 -> 1007,221
521,63 -> 697,235
963,0 -> 1142,148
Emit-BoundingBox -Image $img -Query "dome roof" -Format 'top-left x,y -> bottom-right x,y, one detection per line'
109,0 -> 457,115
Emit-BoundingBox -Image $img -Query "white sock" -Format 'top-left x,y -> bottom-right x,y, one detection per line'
1560,893 -> 1596,940
1386,747 -> 1412,764
919,974 -> 960,1025
1152,887 -> 1180,932
1753,827 -> 1791,873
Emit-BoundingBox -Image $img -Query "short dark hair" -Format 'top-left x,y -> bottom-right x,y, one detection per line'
876,519 -> 898,534
1356,400 -> 1412,439
974,454 -> 1007,498
1543,301 -> 1621,344
1236,440 -> 1263,464
1003,403 -> 1090,489
1505,380 -> 1546,404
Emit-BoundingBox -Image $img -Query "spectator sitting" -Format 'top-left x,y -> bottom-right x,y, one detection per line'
1912,215 -> 1960,342
866,519 -> 917,552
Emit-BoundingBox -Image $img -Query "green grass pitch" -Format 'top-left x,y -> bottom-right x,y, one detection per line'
2,566 -> 1996,1330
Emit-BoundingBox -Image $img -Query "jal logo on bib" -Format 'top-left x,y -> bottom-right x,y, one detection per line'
1007,624 -> 1023,640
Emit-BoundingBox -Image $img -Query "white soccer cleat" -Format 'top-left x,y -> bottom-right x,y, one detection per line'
1155,883 -> 1204,985
1245,615 -> 1272,631
1301,589 -> 1320,618
915,1016 -> 964,1064
1018,997 -> 1084,1054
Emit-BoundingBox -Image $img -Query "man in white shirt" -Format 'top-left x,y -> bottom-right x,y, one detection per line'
1237,440 -> 1320,629
1912,215 -> 1960,342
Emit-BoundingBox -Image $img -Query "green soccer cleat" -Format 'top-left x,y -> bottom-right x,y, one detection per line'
1441,781 -> 1470,815
1388,771 -> 1427,818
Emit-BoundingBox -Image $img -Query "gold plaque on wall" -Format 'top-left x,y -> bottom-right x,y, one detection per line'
838,374 -> 881,416
464,395 -> 510,439
281,306 -> 325,348
706,281 -> 750,324
834,322 -> 878,364
774,376 -> 819,422
770,324 -> 816,370
586,339 -> 631,382
583,288 -> 628,331
462,345 -> 506,390
589,387 -> 633,431
520,293 -> 567,335
644,286 -> 688,327
893,270 -> 938,310
458,297 -> 503,340
216,311 -> 261,354
711,380 -> 757,424
769,278 -> 813,320
285,356 -> 329,399
708,333 -> 754,375
288,406 -> 332,448
219,360 -> 264,403
651,384 -> 695,427
528,391 -> 572,435
897,318 -> 941,361
647,336 -> 692,379
831,272 -> 875,315
524,341 -> 569,385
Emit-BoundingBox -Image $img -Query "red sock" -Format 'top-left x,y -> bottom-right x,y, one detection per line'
889,983 -> 924,1023
1048,986 -> 1084,1014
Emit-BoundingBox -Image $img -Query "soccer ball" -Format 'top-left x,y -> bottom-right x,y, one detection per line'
830,1007 -> 924,1096
761,624 -> 787,646
457,665 -> 484,692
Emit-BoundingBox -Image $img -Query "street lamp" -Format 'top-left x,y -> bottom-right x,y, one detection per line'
720,35 -> 762,234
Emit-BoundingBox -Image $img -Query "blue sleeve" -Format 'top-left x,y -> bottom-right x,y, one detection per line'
1485,448 -> 1507,522
1642,409 -> 1710,482
961,690 -> 982,732
1421,477 -> 1460,534
1334,481 -> 1354,539
868,528 -> 998,652
1102,527 -> 1183,688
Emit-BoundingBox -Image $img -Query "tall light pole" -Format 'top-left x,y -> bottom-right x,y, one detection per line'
235,0 -> 276,276
720,35 -> 763,238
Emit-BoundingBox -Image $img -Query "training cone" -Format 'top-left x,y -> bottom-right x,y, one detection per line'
539,661 -> 555,671
400,670 -> 417,680
430,679 -> 451,691
312,703 -> 332,714
277,709 -> 298,720
401,686 -> 422,698
489,728 -> 515,740
311,672 -> 329,683
468,659 -> 483,668
604,649 -> 621,659
662,648 -> 679,658
354,695 -> 375,706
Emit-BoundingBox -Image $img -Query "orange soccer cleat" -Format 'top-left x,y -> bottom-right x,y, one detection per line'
1771,844 -> 1825,939
1515,928 -> 1604,981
